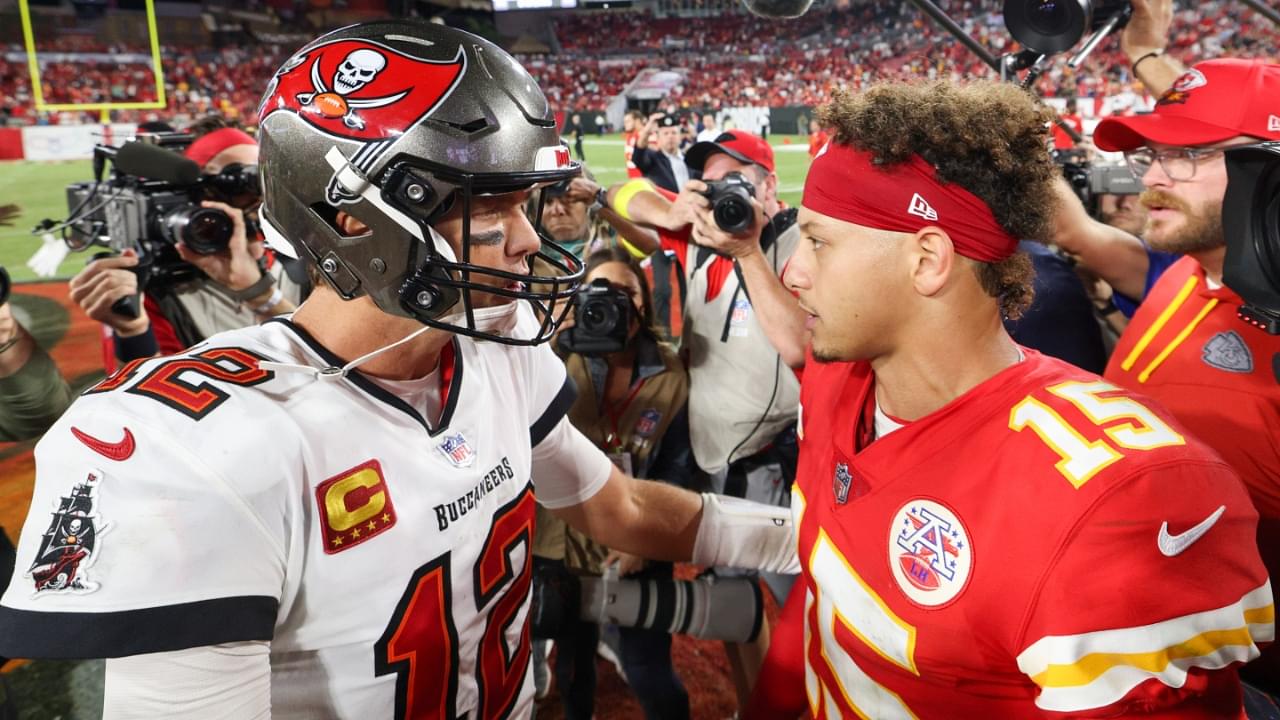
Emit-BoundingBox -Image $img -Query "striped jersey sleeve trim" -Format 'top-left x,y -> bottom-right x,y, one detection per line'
1016,582 -> 1274,713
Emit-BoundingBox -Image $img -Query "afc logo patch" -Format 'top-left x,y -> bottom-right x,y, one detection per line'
888,498 -> 973,608
317,460 -> 398,554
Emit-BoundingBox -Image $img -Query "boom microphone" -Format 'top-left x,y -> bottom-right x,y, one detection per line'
114,141 -> 202,185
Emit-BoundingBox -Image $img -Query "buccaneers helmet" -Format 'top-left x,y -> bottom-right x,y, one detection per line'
256,21 -> 582,344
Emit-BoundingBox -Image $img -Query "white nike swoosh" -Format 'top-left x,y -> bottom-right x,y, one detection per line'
1158,505 -> 1226,557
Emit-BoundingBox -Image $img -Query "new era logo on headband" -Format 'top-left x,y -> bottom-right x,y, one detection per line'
907,193 -> 938,221
1269,115 -> 1280,132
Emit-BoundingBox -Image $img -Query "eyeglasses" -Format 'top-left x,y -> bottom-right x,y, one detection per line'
1123,146 -> 1227,182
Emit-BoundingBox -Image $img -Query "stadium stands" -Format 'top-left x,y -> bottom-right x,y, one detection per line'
0,0 -> 1275,125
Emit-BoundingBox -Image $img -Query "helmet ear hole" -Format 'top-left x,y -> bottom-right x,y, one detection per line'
400,263 -> 460,319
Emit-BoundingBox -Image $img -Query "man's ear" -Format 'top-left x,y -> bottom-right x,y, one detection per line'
909,227 -> 955,298
335,211 -> 370,237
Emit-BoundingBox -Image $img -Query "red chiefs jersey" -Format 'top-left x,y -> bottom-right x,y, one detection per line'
787,349 -> 1273,718
1105,256 -> 1280,521
623,129 -> 642,178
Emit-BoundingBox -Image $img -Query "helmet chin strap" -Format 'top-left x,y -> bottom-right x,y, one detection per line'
259,321 -> 437,382
258,298 -> 524,383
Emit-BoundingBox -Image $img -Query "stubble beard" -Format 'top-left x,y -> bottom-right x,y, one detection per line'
1140,189 -> 1225,255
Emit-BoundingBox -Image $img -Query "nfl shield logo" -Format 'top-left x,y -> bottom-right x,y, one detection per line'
437,433 -> 476,468
635,409 -> 661,438
833,463 -> 852,504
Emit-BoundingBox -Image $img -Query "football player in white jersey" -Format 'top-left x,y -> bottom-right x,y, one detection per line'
0,22 -> 797,719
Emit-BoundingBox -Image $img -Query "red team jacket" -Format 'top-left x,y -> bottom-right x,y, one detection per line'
1105,255 -> 1280,531
756,348 -> 1273,719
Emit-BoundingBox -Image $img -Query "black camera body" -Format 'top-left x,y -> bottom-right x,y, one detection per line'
559,278 -> 633,356
1223,142 -> 1280,334
58,139 -> 262,291
66,180 -> 237,258
701,172 -> 757,234
1054,149 -> 1141,217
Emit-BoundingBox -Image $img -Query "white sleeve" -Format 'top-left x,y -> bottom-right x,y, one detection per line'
524,341 -> 577,447
0,398 -> 288,661
104,641 -> 271,719
530,417 -> 613,509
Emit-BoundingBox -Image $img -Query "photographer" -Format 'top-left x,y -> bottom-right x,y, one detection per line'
538,246 -> 693,720
608,129 -> 801,707
69,123 -> 303,363
1082,57 -> 1280,692
537,164 -> 659,263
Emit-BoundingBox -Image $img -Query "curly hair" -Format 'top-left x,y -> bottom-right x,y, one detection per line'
816,80 -> 1059,318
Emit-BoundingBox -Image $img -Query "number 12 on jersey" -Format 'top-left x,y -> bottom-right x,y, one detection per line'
376,486 -> 536,720
1010,381 -> 1184,488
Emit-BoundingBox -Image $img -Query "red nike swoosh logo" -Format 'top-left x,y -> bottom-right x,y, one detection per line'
71,426 -> 136,461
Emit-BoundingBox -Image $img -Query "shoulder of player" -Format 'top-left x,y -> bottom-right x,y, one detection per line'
66,326 -> 308,464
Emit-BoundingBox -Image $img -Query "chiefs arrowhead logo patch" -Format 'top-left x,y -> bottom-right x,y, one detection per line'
259,38 -> 465,143
1158,69 -> 1208,106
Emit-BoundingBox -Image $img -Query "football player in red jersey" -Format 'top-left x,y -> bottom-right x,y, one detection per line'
746,80 -> 1273,719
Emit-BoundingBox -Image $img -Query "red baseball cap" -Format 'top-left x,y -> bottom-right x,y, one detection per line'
1093,58 -> 1280,152
685,130 -> 775,174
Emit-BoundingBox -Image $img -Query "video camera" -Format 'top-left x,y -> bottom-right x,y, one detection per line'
558,278 -> 634,356
1053,148 -> 1143,216
1004,0 -> 1132,56
701,172 -> 757,234
1223,142 -> 1280,335
50,132 -> 260,291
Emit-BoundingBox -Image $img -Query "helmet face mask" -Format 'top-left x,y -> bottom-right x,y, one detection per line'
256,20 -> 584,345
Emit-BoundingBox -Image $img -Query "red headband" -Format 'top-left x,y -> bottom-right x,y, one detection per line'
803,142 -> 1019,263
184,127 -> 256,169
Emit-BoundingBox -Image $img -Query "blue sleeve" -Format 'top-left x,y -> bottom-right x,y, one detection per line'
1113,246 -> 1180,318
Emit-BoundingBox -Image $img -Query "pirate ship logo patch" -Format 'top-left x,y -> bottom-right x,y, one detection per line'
26,470 -> 111,597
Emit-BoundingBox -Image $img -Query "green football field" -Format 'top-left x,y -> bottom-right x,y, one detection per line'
0,134 -> 814,283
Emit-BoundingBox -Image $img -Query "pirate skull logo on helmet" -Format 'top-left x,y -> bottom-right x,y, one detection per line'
256,20 -> 584,346
334,49 -> 386,94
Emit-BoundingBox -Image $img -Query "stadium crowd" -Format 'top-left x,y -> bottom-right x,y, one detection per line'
0,1 -> 1279,719
2,0 -> 1277,126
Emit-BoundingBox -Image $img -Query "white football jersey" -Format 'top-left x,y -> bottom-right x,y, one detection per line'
0,305 -> 610,719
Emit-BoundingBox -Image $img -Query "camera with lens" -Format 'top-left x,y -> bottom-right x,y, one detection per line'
558,278 -> 634,356
0,266 -> 9,307
1004,0 -> 1132,55
701,171 -> 757,234
56,135 -> 261,291
1223,142 -> 1280,334
1053,148 -> 1142,217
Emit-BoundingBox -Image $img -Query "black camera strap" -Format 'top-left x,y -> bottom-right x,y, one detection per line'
717,208 -> 796,343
